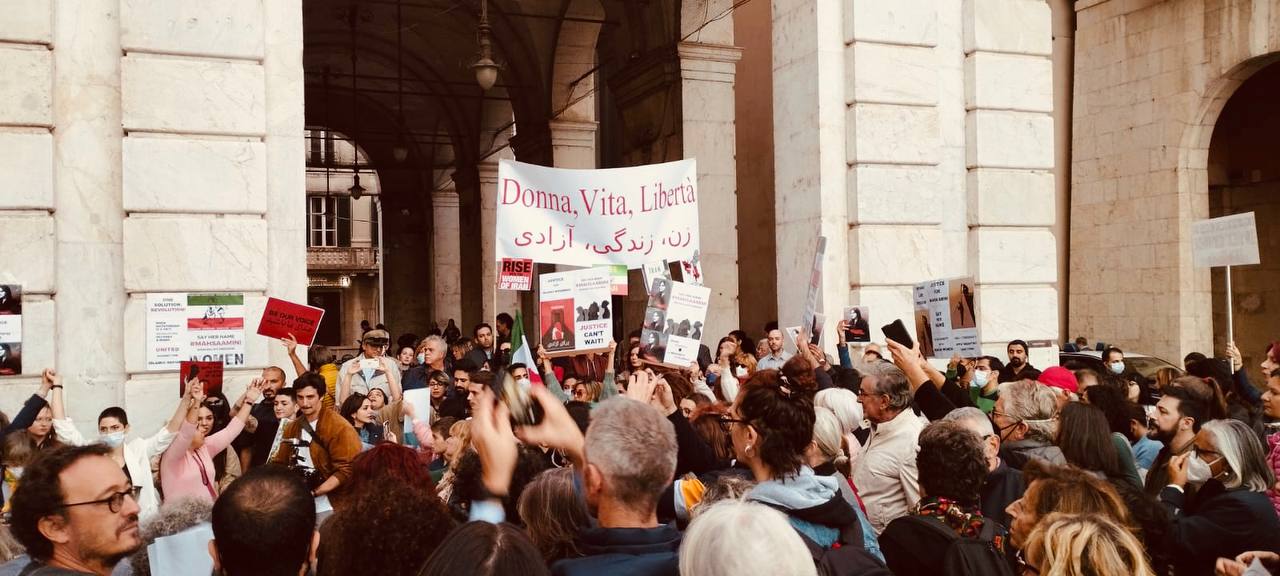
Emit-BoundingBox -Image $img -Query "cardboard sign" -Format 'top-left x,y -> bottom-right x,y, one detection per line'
640,278 -> 711,368
496,159 -> 700,268
607,265 -> 629,295
257,297 -> 326,347
499,258 -> 534,291
147,293 -> 246,371
0,284 -> 22,377
539,267 -> 614,356
843,306 -> 871,343
1192,212 -> 1260,268
179,361 -> 224,398
800,237 -> 827,347
913,277 -> 981,358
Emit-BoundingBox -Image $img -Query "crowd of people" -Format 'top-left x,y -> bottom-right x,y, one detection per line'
3,314 -> 1280,576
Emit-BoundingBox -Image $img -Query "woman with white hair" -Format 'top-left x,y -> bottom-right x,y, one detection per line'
1162,418 -> 1280,574
679,500 -> 818,576
815,388 -> 866,450
806,407 -> 882,560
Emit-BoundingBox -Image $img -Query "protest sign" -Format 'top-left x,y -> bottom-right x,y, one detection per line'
402,388 -> 432,443
148,523 -> 214,576
913,278 -> 981,358
538,267 -> 613,356
640,278 -> 711,368
1191,212 -> 1261,340
800,237 -> 827,347
147,293 -> 246,371
607,265 -> 629,295
178,361 -> 223,397
257,297 -> 326,347
1192,212 -> 1260,268
843,306 -> 870,343
642,261 -> 670,297
0,284 -> 22,376
678,252 -> 704,286
498,258 -> 534,291
496,159 -> 700,268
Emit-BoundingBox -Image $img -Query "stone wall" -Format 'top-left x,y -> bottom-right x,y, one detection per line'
772,0 -> 1059,354
1070,0 -> 1280,361
0,0 -> 306,435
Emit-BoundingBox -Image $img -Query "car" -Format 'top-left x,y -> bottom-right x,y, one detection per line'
1058,350 -> 1179,380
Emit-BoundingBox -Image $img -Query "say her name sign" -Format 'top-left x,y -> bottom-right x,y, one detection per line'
496,159 -> 700,268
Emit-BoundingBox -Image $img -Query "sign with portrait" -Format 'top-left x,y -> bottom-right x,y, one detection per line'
912,278 -> 980,358
538,267 -> 613,357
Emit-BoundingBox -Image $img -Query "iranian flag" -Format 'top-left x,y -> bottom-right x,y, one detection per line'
510,310 -> 543,386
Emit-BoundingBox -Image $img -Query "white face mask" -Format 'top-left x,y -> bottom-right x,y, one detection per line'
1109,361 -> 1125,375
416,353 -> 426,365
735,366 -> 748,378
1186,452 -> 1221,486
101,431 -> 126,448
972,369 -> 990,388
517,377 -> 531,389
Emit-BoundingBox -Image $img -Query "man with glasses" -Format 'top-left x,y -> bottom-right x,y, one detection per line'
9,444 -> 142,575
337,329 -> 401,405
850,365 -> 925,534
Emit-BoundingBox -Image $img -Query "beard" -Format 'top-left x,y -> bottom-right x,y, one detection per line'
1149,425 -> 1176,443
1008,357 -> 1024,368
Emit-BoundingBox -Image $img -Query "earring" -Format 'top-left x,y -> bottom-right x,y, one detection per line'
745,444 -> 753,454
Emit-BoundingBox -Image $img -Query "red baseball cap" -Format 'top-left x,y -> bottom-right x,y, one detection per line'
1037,366 -> 1079,395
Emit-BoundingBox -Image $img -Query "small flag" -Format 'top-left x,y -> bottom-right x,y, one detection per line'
510,310 -> 542,387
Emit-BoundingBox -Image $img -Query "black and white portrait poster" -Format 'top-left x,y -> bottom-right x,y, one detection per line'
912,277 -> 980,358
641,278 -> 709,368
0,285 -> 22,376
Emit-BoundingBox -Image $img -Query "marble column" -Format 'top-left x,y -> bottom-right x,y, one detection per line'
550,120 -> 597,170
55,0 -> 128,418
770,0 -> 849,346
679,41 -> 743,342
478,162 -> 520,324
432,186 -> 463,324
264,0 -> 307,369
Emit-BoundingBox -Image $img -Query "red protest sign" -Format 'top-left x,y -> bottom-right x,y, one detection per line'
499,258 -> 534,291
179,361 -> 223,398
256,297 -> 326,346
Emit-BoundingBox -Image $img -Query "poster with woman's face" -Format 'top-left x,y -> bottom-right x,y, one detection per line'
0,285 -> 21,376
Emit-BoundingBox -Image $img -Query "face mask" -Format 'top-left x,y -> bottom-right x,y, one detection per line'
101,431 -> 126,448
1186,453 -> 1221,486
1109,361 -> 1125,375
517,377 -> 531,389
416,353 -> 425,365
6,466 -> 22,478
735,366 -> 748,378
972,369 -> 990,388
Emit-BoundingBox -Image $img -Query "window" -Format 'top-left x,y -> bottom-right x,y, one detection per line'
308,196 -> 351,247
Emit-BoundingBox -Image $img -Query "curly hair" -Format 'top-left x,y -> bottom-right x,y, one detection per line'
317,476 -> 455,576
129,497 -> 213,576
346,443 -> 437,497
1023,513 -> 1155,576
10,444 -> 113,560
916,421 -> 988,505
737,369 -> 818,478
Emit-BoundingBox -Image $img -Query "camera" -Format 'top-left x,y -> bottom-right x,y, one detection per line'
284,438 -> 324,491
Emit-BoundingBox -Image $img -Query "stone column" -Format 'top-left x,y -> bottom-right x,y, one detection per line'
264,0 -> 307,369
550,120 -> 597,170
771,0 -> 849,345
0,2 -> 57,411
432,185 -> 463,324
963,0 -> 1059,350
55,0 -> 127,418
679,41 -> 742,342
477,162 -> 519,324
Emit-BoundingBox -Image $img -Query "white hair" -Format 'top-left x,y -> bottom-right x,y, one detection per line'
679,500 -> 817,576
812,407 -> 845,466
585,397 -> 677,511
815,388 -> 863,433
942,406 -> 995,437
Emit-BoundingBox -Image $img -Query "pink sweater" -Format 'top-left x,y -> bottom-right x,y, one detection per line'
1267,433 -> 1280,516
160,419 -> 244,504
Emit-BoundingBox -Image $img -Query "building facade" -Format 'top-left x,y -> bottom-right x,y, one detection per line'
23,0 -> 1278,432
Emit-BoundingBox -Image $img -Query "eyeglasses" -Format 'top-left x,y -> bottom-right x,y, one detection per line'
718,414 -> 746,427
57,486 -> 142,514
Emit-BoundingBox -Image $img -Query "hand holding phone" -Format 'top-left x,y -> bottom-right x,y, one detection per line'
881,319 -> 914,349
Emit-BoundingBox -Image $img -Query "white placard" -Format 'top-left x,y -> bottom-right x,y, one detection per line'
538,267 -> 614,356
913,277 -> 981,358
146,293 -> 246,371
640,280 -> 711,368
148,522 -> 214,576
402,388 -> 432,442
496,159 -> 700,268
1192,212 -> 1260,268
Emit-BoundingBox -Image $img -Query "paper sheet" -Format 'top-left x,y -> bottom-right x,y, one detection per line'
148,522 -> 214,576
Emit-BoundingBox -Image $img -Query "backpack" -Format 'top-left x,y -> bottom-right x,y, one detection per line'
896,515 -> 1015,576
795,521 -> 893,576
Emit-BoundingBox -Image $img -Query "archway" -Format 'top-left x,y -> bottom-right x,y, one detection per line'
1205,58 -> 1280,380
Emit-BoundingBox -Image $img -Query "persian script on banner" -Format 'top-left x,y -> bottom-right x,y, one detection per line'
495,159 -> 700,268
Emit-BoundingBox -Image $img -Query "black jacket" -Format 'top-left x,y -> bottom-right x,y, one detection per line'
981,461 -> 1025,529
551,524 -> 681,576
1161,480 -> 1280,575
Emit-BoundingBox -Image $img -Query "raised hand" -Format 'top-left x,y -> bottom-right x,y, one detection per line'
626,370 -> 657,404
470,386 -> 517,497
41,368 -> 60,394
281,333 -> 299,355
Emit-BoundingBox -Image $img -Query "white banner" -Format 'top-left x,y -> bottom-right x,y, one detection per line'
496,159 -> 700,268
1192,212 -> 1260,268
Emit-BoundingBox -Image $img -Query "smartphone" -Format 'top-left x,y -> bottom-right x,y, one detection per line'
359,358 -> 380,371
499,369 -> 542,426
186,363 -> 200,383
881,319 -> 914,349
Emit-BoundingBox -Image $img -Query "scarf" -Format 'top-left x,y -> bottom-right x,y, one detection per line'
913,496 -> 985,538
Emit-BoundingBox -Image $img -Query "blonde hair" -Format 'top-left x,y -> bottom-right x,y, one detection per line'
811,407 -> 846,469
1023,513 -> 1155,576
447,420 -> 472,469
